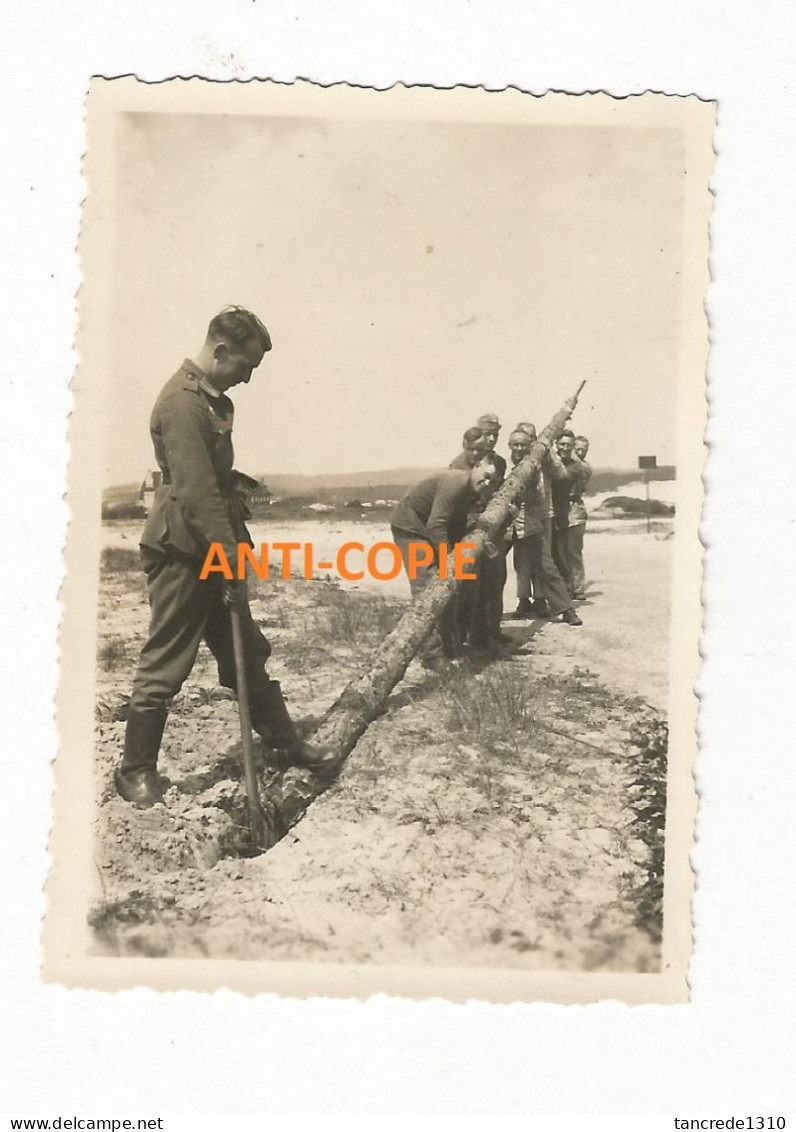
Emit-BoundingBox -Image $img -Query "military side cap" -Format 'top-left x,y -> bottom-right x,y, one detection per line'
476,413 -> 501,430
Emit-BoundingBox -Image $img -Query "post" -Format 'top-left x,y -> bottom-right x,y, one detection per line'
645,470 -> 650,533
638,455 -> 657,536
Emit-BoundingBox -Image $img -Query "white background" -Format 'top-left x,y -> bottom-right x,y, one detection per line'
1,0 -> 795,1116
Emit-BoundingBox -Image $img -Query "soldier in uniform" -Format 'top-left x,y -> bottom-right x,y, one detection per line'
568,435 -> 593,598
509,425 -> 582,625
472,413 -> 510,645
115,306 -> 338,808
447,416 -> 510,649
550,429 -> 584,593
448,427 -> 489,470
390,461 -> 495,660
473,414 -> 507,485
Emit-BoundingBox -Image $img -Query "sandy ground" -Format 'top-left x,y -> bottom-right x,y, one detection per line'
523,527 -> 672,710
92,518 -> 671,970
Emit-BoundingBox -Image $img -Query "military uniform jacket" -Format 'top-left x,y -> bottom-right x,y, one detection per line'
568,457 -> 592,526
448,449 -> 507,533
140,360 -> 249,564
390,469 -> 474,550
550,451 -> 585,530
449,449 -> 507,486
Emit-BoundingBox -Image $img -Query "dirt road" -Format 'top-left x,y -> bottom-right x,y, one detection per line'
518,527 -> 672,709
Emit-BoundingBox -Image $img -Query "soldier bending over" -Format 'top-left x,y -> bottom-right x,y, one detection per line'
390,462 -> 495,660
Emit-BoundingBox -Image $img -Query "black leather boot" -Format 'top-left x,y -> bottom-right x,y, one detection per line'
250,681 -> 340,773
115,708 -> 168,806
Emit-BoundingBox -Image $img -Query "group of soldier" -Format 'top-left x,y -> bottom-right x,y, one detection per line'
112,306 -> 593,808
389,414 -> 592,661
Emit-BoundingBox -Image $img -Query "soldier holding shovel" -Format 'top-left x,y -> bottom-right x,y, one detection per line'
115,306 -> 338,810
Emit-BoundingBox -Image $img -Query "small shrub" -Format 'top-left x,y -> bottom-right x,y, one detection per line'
626,711 -> 668,943
98,635 -> 130,671
313,588 -> 403,645
441,664 -> 534,736
100,546 -> 141,574
101,502 -> 146,520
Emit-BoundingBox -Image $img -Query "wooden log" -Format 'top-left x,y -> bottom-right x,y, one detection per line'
262,381 -> 586,841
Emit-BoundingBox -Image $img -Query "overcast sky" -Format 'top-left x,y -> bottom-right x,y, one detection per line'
104,111 -> 685,484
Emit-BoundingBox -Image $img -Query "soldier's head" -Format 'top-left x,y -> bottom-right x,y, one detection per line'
469,458 -> 495,497
557,429 -> 575,460
203,306 -> 272,391
515,421 -> 537,442
574,435 -> 590,459
509,429 -> 533,465
475,413 -> 501,452
461,427 -> 489,467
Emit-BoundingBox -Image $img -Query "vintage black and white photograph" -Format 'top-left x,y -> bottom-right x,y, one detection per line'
47,80 -> 713,1001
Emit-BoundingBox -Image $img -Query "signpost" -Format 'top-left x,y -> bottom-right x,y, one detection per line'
638,455 -> 657,533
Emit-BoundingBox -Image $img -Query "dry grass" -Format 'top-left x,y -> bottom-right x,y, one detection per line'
312,586 -> 404,645
100,546 -> 140,574
98,635 -> 130,671
440,662 -> 535,735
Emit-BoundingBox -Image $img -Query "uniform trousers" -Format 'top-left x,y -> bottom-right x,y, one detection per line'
568,522 -> 586,595
551,522 -> 572,592
477,537 -> 508,635
514,522 -> 573,616
129,547 -> 273,717
391,527 -> 460,656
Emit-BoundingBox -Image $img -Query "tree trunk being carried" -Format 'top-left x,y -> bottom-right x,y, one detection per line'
260,381 -> 586,846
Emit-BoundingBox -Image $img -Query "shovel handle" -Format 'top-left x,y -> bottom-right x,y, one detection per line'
230,604 -> 267,850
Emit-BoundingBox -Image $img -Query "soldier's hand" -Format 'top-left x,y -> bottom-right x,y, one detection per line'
223,579 -> 248,607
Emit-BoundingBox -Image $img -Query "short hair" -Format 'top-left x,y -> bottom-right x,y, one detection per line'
515,421 -> 536,436
575,435 -> 589,445
462,427 -> 486,444
559,428 -> 575,440
509,429 -> 532,444
207,306 -> 272,352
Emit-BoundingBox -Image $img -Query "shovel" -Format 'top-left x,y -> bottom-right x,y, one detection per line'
229,603 -> 269,851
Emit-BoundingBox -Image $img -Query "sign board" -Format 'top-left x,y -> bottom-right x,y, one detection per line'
638,455 -> 657,470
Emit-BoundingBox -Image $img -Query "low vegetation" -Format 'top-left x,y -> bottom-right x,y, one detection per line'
91,517 -> 670,968
98,634 -> 130,671
311,585 -> 404,645
100,546 -> 141,573
440,662 -> 535,736
602,495 -> 674,517
101,501 -> 146,521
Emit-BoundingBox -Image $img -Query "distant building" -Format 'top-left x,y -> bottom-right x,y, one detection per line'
247,478 -> 273,505
139,470 -> 163,515
138,471 -> 272,515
